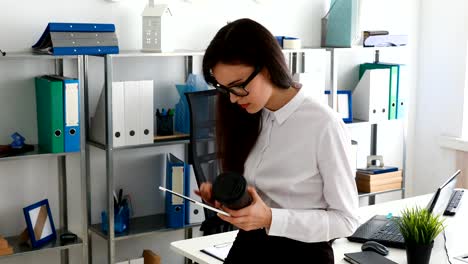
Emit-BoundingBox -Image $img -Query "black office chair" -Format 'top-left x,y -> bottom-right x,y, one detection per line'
185,89 -> 234,235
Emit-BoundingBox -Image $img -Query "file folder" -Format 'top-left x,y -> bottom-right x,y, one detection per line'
396,65 -> 408,119
40,22 -> 116,32
49,75 -> 80,152
321,0 -> 360,47
138,80 -> 154,145
166,153 -> 186,228
184,165 -> 205,224
90,82 -> 126,147
124,81 -> 140,146
32,22 -> 119,55
359,63 -> 400,120
35,76 -> 64,153
352,69 -> 390,123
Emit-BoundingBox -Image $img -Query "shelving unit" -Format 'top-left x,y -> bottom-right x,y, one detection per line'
84,50 -> 206,264
328,47 -> 408,205
0,53 -> 88,263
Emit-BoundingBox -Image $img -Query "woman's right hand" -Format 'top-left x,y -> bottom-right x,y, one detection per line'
194,182 -> 216,207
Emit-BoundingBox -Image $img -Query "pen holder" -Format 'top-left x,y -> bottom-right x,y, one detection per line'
156,114 -> 174,136
101,205 -> 130,234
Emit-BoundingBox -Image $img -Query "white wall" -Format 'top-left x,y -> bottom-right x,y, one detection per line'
0,0 -> 420,263
0,0 -> 327,52
412,0 -> 468,195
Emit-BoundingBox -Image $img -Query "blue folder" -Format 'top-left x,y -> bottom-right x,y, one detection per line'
357,166 -> 398,174
46,22 -> 115,32
165,153 -> 186,228
32,22 -> 119,55
49,75 -> 81,152
49,46 -> 119,56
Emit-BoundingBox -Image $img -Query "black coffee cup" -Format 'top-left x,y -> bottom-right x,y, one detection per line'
212,172 -> 252,210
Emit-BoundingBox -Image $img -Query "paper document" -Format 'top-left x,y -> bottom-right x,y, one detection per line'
200,242 -> 233,261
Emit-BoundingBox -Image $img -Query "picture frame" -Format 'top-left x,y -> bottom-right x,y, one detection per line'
325,90 -> 353,123
23,199 -> 56,248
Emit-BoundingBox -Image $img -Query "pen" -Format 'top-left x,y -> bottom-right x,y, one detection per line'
118,188 -> 123,207
113,191 -> 118,209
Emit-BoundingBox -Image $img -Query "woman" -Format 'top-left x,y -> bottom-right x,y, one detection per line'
197,18 -> 359,263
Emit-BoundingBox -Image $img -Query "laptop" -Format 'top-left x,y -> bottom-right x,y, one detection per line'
347,170 -> 461,249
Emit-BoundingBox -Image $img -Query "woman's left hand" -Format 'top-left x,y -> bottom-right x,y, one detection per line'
217,186 -> 272,231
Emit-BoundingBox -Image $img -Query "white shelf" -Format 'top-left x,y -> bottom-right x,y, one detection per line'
358,188 -> 405,198
0,51 -> 79,60
326,45 -> 409,51
346,118 -> 405,128
438,135 -> 468,152
110,50 -> 205,58
281,47 -> 324,53
0,145 -> 78,162
105,47 -> 325,58
0,230 -> 83,260
89,214 -> 201,241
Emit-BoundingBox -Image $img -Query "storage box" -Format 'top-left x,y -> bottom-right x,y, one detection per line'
129,257 -> 144,264
0,236 -> 8,249
143,249 -> 161,264
356,170 -> 402,193
0,236 -> 13,256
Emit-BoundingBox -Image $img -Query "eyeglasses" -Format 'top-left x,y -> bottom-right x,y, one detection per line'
211,66 -> 261,97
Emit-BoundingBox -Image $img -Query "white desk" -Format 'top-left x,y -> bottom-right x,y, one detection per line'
171,191 -> 468,264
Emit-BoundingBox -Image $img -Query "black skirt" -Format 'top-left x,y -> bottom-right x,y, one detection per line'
225,229 -> 334,264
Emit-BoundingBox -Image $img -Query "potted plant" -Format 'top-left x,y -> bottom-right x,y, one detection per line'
396,207 -> 445,264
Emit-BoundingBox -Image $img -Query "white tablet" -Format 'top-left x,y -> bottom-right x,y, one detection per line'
455,254 -> 468,263
158,186 -> 230,217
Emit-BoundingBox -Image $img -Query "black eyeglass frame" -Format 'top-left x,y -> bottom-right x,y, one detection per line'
210,66 -> 262,97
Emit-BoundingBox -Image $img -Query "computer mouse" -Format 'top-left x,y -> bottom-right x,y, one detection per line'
361,241 -> 389,256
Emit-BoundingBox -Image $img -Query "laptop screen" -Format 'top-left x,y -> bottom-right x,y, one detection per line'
426,170 -> 460,215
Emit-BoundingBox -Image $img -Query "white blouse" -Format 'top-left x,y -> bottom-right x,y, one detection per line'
243,87 -> 359,243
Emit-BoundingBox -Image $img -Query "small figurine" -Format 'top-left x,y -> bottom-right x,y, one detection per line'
10,132 -> 26,149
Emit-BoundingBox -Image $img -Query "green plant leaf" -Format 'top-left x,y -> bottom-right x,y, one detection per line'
395,206 -> 445,245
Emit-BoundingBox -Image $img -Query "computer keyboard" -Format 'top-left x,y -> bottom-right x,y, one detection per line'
443,189 -> 464,216
369,220 -> 405,243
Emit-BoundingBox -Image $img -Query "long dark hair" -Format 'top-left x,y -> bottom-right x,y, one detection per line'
203,18 -> 293,174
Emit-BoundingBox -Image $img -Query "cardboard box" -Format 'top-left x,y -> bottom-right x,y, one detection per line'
0,236 -> 8,249
356,170 -> 402,193
143,249 -> 161,264
0,246 -> 13,256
